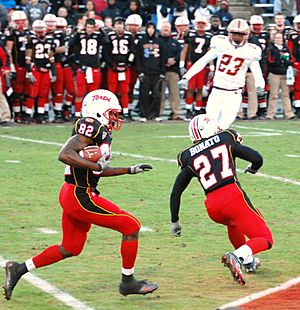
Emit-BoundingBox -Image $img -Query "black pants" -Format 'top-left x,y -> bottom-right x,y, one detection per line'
139,74 -> 162,119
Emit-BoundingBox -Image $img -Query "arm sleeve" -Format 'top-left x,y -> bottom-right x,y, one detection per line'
232,143 -> 263,171
249,60 -> 265,89
170,167 -> 194,223
183,48 -> 218,80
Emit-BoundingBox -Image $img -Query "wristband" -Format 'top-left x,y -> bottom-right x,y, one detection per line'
96,162 -> 103,171
25,63 -> 32,72
209,65 -> 215,71
179,60 -> 185,68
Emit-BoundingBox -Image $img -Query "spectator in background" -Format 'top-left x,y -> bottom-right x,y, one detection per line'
94,0 -> 107,15
1,0 -> 16,10
215,0 -> 232,27
159,21 -> 183,120
84,0 -> 95,16
136,21 -> 165,122
41,0 -> 55,14
0,5 -> 8,31
266,32 -> 295,120
63,0 -> 78,25
100,0 -> 121,21
16,0 -> 30,11
25,0 -> 46,24
274,0 -> 297,25
194,0 -> 215,22
123,0 -> 145,25
58,6 -> 76,25
104,16 -> 113,31
273,13 -> 290,38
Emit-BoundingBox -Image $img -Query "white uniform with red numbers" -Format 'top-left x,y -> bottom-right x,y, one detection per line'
184,35 -> 265,129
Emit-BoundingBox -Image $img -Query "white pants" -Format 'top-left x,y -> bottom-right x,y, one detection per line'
206,87 -> 242,130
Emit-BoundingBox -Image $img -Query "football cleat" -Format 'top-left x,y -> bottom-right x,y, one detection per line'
3,261 -> 23,300
244,256 -> 261,274
119,279 -> 159,296
221,252 -> 246,286
185,110 -> 194,121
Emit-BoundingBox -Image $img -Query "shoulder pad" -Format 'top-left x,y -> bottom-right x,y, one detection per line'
286,29 -> 299,41
224,129 -> 243,144
247,43 -> 262,60
124,30 -> 132,36
74,117 -> 104,139
210,35 -> 227,49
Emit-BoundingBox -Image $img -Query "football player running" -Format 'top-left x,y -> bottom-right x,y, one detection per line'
3,89 -> 159,300
181,19 -> 265,130
169,114 -> 273,285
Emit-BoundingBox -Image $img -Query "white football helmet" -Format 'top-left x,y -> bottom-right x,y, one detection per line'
11,10 -> 28,30
125,14 -> 143,27
228,19 -> 250,46
82,89 -> 123,131
56,17 -> 67,29
188,115 -> 219,142
32,20 -> 47,37
175,16 -> 189,26
43,13 -> 57,32
293,15 -> 300,31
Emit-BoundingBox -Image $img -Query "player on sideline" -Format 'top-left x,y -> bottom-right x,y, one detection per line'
169,114 -> 273,285
181,19 -> 265,130
3,89 -> 159,300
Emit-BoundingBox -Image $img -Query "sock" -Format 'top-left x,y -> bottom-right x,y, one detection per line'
243,255 -> 254,265
32,245 -> 65,268
122,274 -> 134,283
18,262 -> 29,275
121,239 -> 138,271
233,244 -> 252,262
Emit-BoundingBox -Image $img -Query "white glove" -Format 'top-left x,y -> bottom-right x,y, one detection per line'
256,87 -> 265,97
96,153 -> 110,171
26,72 -> 36,84
244,164 -> 258,174
178,78 -> 189,90
171,221 -> 182,237
129,164 -> 153,174
180,67 -> 187,76
51,75 -> 57,83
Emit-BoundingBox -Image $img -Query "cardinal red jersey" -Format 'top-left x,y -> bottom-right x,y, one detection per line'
26,34 -> 56,70
6,28 -> 31,67
287,30 -> 300,61
184,30 -> 212,64
64,117 -> 112,188
69,31 -> 104,68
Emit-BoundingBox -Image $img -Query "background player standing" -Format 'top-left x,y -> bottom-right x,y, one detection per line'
169,114 -> 273,286
3,89 -> 159,300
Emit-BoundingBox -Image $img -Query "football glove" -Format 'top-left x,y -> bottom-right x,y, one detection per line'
26,72 -> 36,84
138,73 -> 145,83
159,74 -> 166,80
171,221 -> 182,237
180,67 -> 187,76
178,78 -> 189,90
244,164 -> 258,174
256,87 -> 265,97
51,75 -> 57,83
129,164 -> 153,174
97,153 -> 110,171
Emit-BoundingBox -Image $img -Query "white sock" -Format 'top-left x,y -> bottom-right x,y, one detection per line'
121,267 -> 134,276
243,255 -> 254,265
25,258 -> 36,271
233,244 -> 253,262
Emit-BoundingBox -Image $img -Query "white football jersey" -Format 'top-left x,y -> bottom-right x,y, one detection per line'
211,35 -> 262,89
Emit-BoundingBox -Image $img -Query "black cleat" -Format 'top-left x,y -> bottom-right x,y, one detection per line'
119,279 -> 159,296
3,261 -> 23,300
185,110 -> 194,121
244,256 -> 261,274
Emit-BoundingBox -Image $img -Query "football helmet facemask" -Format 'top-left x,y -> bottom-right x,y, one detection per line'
82,89 -> 123,131
11,10 -> 28,31
188,115 -> 220,143
32,20 -> 47,37
43,14 -> 57,32
228,19 -> 250,46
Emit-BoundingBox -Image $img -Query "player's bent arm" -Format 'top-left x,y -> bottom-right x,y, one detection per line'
232,143 -> 263,171
170,167 -> 194,223
101,167 -> 130,176
183,49 -> 218,80
58,134 -> 102,171
249,60 -> 265,89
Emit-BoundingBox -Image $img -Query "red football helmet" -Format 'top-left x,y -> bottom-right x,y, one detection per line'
11,10 -> 28,31
32,20 -> 47,37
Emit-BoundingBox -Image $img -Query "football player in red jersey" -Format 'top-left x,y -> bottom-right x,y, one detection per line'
180,15 -> 213,120
287,15 -> 300,118
69,18 -> 104,120
170,114 -> 273,285
25,20 -> 56,123
104,17 -> 135,121
3,89 -> 159,300
6,10 -> 30,123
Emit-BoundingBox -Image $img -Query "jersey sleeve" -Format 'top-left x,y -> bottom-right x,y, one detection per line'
26,36 -> 34,50
249,43 -> 262,61
209,35 -> 227,54
225,129 -> 243,144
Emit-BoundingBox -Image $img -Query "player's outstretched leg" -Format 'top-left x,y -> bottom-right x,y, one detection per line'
221,252 -> 246,286
244,256 -> 261,274
3,261 -> 27,300
119,275 -> 159,296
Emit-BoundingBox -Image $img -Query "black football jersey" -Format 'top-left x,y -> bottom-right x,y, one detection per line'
185,30 -> 212,63
53,30 -> 68,64
64,117 -> 112,188
69,31 -> 104,68
177,129 -> 261,194
6,28 -> 31,67
105,30 -> 135,66
287,30 -> 300,61
172,31 -> 185,48
26,34 -> 56,69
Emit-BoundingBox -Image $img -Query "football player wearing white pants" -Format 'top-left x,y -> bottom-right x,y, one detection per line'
181,19 -> 265,130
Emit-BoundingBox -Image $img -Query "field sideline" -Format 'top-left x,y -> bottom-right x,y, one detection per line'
0,120 -> 299,310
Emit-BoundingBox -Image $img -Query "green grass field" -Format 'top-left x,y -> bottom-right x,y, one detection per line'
0,120 -> 299,310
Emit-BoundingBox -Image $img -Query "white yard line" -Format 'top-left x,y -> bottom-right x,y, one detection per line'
216,276 -> 300,310
36,228 -> 58,234
1,134 -> 300,186
286,154 -> 300,158
233,124 -> 299,134
0,256 -> 95,310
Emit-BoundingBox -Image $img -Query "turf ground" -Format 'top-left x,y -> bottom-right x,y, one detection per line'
0,120 -> 299,310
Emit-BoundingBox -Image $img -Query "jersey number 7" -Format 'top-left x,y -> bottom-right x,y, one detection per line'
193,144 -> 233,190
